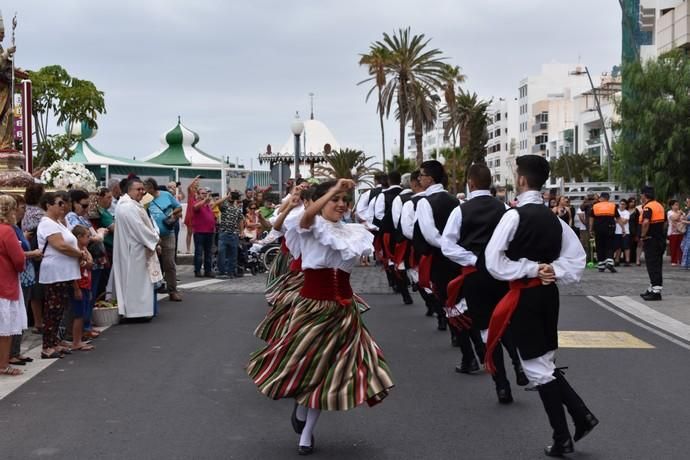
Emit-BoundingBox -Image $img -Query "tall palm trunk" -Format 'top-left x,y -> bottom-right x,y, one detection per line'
398,78 -> 408,159
415,124 -> 424,166
378,86 -> 386,171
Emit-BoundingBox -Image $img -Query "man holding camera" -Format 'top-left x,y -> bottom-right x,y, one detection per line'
144,178 -> 183,301
213,191 -> 245,278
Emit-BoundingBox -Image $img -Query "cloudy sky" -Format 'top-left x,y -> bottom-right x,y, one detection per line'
5,0 -> 621,169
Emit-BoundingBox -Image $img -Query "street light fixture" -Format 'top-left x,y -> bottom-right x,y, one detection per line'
291,112 -> 305,180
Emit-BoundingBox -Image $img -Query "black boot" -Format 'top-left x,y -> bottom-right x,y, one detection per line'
554,369 -> 599,442
455,331 -> 479,373
491,346 -> 513,404
537,380 -> 574,457
396,272 -> 414,304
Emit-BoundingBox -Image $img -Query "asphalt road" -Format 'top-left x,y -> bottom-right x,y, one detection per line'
0,290 -> 688,460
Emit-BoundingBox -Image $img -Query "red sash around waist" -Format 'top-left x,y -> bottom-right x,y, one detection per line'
484,278 -> 542,374
446,266 -> 478,308
289,256 -> 302,273
418,254 -> 433,289
280,239 -> 289,255
393,240 -> 408,267
300,268 -> 353,303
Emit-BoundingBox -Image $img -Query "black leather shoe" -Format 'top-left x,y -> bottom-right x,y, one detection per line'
496,387 -> 513,404
573,413 -> 599,442
544,438 -> 573,457
455,359 -> 480,374
425,307 -> 434,317
401,291 -> 414,305
437,316 -> 447,331
291,402 -> 305,435
606,264 -> 617,273
298,436 -> 315,456
515,366 -> 529,386
640,291 -> 662,301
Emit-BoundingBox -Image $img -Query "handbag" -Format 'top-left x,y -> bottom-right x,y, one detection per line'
20,260 -> 36,288
677,219 -> 687,234
151,201 -> 177,230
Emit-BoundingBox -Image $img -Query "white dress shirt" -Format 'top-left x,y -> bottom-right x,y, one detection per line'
441,189 -> 506,267
355,190 -> 371,222
484,190 -> 585,284
400,191 -> 424,240
415,184 -> 447,249
374,185 -> 401,221
392,189 -> 412,229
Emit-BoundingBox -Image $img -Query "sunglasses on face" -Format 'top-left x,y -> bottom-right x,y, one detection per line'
54,201 -> 65,207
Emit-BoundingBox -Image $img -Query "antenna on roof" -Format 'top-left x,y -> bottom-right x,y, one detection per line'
309,92 -> 315,120
178,115 -> 181,124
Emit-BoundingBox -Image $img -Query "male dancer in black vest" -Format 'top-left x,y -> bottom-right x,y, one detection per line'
390,173 -> 414,304
441,164 -> 528,404
484,155 -> 598,457
400,170 -> 436,316
414,161 -> 463,336
373,171 -> 411,302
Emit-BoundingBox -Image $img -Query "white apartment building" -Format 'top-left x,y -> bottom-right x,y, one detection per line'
406,118 -> 452,162
517,63 -> 592,158
485,98 -> 518,188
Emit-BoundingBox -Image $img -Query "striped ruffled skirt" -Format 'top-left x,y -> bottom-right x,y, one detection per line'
265,249 -> 291,292
255,269 -> 305,342
246,295 -> 394,411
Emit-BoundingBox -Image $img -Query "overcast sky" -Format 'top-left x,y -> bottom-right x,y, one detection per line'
5,0 -> 621,169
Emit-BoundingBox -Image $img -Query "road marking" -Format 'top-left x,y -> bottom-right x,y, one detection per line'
588,296 -> 690,352
600,296 -> 690,343
558,331 -> 654,349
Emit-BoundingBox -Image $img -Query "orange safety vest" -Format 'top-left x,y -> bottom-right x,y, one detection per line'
592,201 -> 616,217
639,200 -> 665,224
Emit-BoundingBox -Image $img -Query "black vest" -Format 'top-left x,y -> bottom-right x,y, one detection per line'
393,190 -> 414,240
410,195 -> 428,255
458,195 -> 507,256
413,191 -> 459,255
376,187 -> 403,232
505,204 -> 562,264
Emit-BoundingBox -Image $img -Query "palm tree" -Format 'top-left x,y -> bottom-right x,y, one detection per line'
550,153 -> 598,182
358,45 -> 391,171
384,156 -> 416,174
440,64 -> 466,148
313,148 -> 379,186
404,81 -> 440,165
454,89 -> 491,188
376,27 -> 446,159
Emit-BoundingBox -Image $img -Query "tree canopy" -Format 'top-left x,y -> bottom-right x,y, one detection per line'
615,50 -> 690,200
27,65 -> 106,167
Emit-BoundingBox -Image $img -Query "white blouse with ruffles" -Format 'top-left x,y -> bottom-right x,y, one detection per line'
285,215 -> 373,272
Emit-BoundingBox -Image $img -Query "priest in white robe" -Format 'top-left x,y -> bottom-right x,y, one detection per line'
112,178 -> 163,319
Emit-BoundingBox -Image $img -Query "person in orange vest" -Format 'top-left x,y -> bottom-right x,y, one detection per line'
639,186 -> 666,301
588,192 -> 620,272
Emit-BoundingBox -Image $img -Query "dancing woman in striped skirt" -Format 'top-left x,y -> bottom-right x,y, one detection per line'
247,179 -> 394,455
256,186 -> 311,342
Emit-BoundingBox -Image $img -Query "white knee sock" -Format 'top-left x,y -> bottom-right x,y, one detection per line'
299,408 -> 320,447
295,403 -> 307,422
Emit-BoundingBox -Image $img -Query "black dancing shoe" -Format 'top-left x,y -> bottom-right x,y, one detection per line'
291,402 -> 306,434
455,358 -> 480,374
401,290 -> 414,305
437,316 -> 447,331
496,386 -> 514,404
298,436 -> 315,456
640,291 -> 662,301
514,365 -> 529,387
544,438 -> 574,457
606,264 -> 617,273
573,413 -> 599,442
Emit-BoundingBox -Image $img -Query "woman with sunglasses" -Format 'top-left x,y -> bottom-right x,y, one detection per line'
36,192 -> 84,359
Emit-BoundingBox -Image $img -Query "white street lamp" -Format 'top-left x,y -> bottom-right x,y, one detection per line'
291,112 -> 305,179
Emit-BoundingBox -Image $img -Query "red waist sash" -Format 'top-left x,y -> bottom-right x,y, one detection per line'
289,256 -> 302,273
280,239 -> 289,255
393,240 -> 408,267
300,268 -> 353,303
418,254 -> 433,289
445,266 -> 478,308
484,278 -> 542,374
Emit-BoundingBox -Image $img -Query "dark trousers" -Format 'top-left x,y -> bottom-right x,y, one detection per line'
42,282 -> 70,349
643,237 -> 665,287
218,232 -> 239,275
193,232 -> 214,274
594,231 -> 615,266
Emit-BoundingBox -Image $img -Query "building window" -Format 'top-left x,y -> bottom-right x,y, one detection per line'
495,112 -> 501,121
495,159 -> 500,167
494,129 -> 501,137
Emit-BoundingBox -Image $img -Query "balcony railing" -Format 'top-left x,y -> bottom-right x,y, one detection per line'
531,143 -> 547,153
532,122 -> 549,133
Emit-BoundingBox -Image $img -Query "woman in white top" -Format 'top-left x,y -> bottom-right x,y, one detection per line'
247,179 -> 394,456
614,199 -> 631,266
37,192 -> 84,359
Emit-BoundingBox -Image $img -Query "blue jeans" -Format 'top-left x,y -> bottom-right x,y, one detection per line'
194,232 -> 214,274
218,232 -> 239,275
86,268 -> 102,331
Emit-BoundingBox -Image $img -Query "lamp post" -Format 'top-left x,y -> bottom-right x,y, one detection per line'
291,112 -> 305,180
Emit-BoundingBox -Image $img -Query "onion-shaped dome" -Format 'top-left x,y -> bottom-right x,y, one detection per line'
144,117 -> 223,166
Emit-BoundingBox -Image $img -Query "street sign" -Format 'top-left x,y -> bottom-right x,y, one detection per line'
270,162 -> 291,183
